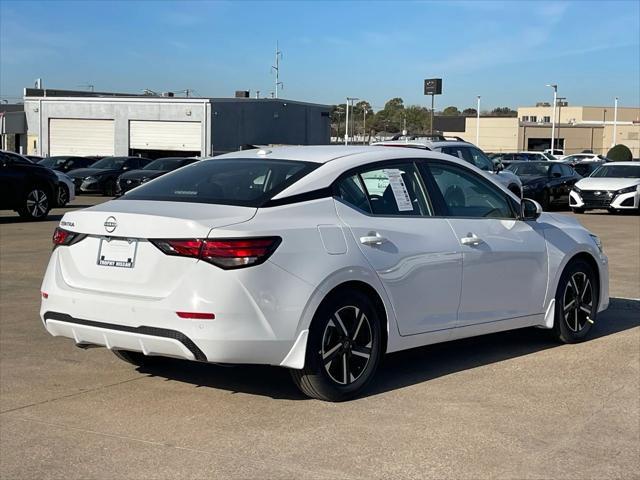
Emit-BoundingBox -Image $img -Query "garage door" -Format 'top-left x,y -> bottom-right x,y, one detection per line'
49,119 -> 115,156
129,121 -> 201,152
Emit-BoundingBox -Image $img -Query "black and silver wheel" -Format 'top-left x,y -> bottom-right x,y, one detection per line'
290,289 -> 382,401
553,259 -> 598,343
17,187 -> 51,220
57,184 -> 69,206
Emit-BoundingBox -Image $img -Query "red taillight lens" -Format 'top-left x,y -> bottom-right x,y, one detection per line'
150,237 -> 281,269
52,227 -> 86,249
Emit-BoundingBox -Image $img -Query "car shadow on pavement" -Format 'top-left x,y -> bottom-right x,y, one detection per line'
134,298 -> 639,401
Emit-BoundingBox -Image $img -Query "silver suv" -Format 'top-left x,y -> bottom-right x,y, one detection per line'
372,137 -> 523,197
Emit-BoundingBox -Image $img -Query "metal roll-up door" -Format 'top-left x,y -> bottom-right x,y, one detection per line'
129,121 -> 201,152
49,119 -> 115,156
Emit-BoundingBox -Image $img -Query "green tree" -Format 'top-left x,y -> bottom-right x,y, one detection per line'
442,106 -> 461,116
491,107 -> 517,116
606,144 -> 633,162
462,108 -> 477,116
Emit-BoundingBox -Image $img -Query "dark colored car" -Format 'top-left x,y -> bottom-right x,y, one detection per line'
116,157 -> 199,195
506,161 -> 580,209
0,150 -> 60,220
25,155 -> 44,162
68,156 -> 151,196
573,161 -> 606,178
38,156 -> 97,173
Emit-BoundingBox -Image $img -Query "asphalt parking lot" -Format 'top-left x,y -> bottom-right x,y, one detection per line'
1,197 -> 638,479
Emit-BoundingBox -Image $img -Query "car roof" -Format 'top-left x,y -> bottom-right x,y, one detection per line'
372,139 -> 475,150
212,145 -> 515,200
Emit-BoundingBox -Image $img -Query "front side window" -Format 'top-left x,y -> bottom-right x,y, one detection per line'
427,163 -> 515,219
122,158 -> 316,206
337,163 -> 431,216
468,148 -> 493,171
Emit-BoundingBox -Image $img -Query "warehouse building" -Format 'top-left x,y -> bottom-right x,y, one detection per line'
23,88 -> 331,158
444,105 -> 640,156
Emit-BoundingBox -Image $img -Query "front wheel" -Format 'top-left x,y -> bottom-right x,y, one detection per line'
552,260 -> 599,344
290,290 -> 382,401
17,187 -> 51,220
571,208 -> 585,214
57,184 -> 69,206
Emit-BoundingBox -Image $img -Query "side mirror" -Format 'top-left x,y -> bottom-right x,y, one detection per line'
521,198 -> 542,220
494,161 -> 504,173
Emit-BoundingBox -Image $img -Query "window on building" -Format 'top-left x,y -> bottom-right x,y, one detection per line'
543,116 -> 551,123
530,116 -> 537,123
522,116 -> 530,122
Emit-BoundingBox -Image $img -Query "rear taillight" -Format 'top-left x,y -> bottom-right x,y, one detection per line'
52,228 -> 86,249
150,237 -> 281,269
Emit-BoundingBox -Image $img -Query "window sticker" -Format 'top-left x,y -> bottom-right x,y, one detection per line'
383,169 -> 414,211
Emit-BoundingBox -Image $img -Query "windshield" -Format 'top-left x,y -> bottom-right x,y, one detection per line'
90,157 -> 127,169
122,158 -> 317,206
574,163 -> 599,177
543,153 -> 557,160
506,163 -> 551,176
591,165 -> 640,179
143,158 -> 186,171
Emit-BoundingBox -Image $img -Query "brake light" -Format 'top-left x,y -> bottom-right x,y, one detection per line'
150,237 -> 281,269
52,227 -> 86,249
176,312 -> 215,320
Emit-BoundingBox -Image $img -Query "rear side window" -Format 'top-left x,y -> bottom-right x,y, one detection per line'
122,158 -> 317,206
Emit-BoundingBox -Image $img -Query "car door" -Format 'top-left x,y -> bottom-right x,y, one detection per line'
548,164 -> 565,203
560,164 -> 579,202
423,160 -> 548,326
334,160 -> 463,336
0,153 -> 22,208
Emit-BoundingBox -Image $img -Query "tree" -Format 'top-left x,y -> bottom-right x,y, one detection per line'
491,107 -> 517,116
442,106 -> 461,116
606,144 -> 633,162
462,108 -> 477,116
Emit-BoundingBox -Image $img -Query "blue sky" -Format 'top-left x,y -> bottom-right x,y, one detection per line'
1,0 -> 638,110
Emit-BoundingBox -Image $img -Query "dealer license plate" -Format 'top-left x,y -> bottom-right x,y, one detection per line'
97,238 -> 138,268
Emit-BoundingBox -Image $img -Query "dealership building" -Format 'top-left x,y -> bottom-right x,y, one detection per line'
445,105 -> 640,156
18,88 -> 331,158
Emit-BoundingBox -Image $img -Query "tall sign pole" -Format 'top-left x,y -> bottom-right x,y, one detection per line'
424,78 -> 442,135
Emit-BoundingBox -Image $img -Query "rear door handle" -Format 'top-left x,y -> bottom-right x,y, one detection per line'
460,234 -> 482,246
360,233 -> 387,246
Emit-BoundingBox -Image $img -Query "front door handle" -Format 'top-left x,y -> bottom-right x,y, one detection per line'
460,233 -> 482,246
360,233 -> 387,246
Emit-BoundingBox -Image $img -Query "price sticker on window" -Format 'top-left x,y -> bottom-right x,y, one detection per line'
384,169 -> 414,211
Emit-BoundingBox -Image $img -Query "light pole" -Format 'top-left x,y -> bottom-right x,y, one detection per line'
476,95 -> 481,146
345,97 -> 358,145
363,109 -> 367,145
546,84 -> 557,152
612,97 -> 619,147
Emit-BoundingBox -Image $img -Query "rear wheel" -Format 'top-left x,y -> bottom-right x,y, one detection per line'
552,259 -> 598,343
290,290 -> 382,401
17,187 -> 51,220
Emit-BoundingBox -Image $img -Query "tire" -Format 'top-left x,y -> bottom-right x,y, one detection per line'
608,208 -> 619,214
541,190 -> 551,210
572,208 -> 585,214
103,180 -> 116,197
552,259 -> 599,344
17,186 -> 51,220
113,349 -> 154,367
57,184 -> 69,207
290,289 -> 383,401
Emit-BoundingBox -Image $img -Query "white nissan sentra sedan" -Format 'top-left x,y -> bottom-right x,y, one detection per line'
41,146 -> 609,401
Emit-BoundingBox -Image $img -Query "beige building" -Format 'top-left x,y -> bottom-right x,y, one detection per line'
445,105 -> 640,156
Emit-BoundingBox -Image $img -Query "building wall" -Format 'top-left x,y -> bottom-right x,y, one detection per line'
519,124 -> 606,155
603,124 -> 640,157
518,105 -> 640,124
24,97 -> 211,157
443,117 -> 519,152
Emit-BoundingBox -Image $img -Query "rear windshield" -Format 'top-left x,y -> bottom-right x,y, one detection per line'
121,158 -> 317,206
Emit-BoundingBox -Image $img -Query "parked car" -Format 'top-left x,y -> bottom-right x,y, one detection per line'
38,156 -> 97,173
561,153 -> 609,165
41,146 -> 609,401
0,150 -> 60,219
116,157 -> 200,195
2,150 -> 75,208
506,161 -> 580,209
67,156 -> 151,196
544,148 -> 565,159
372,138 -> 523,197
25,155 -> 44,162
573,160 -> 606,178
570,162 -> 640,213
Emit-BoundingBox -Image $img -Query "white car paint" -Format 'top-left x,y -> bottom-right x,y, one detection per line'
569,162 -> 640,211
562,153 -> 608,163
40,146 -> 609,388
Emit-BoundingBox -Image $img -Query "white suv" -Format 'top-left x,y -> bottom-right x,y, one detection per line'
372,138 -> 523,197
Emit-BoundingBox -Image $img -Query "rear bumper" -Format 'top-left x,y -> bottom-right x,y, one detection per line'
40,249 -> 315,366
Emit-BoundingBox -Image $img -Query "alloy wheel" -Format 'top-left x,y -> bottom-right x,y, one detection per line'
58,186 -> 69,206
26,189 -> 49,218
321,305 -> 373,385
562,271 -> 594,332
